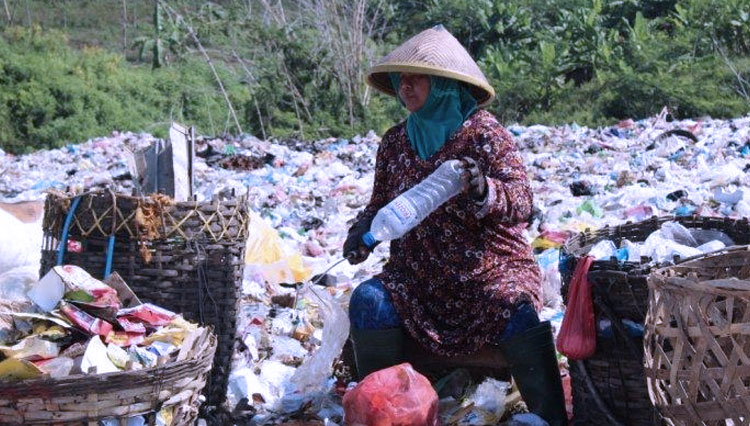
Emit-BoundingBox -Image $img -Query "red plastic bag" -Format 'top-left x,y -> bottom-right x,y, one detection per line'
556,256 -> 596,360
343,363 -> 439,426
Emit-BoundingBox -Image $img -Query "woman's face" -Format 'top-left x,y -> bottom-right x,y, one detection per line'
398,73 -> 431,112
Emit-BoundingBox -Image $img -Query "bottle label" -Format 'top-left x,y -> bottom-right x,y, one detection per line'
388,198 -> 416,224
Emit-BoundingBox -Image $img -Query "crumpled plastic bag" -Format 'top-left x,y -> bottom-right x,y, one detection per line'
0,265 -> 38,302
245,210 -> 311,284
659,221 -> 697,247
642,230 -> 701,263
0,208 -> 43,274
557,256 -> 596,360
280,285 -> 349,412
343,363 -> 439,426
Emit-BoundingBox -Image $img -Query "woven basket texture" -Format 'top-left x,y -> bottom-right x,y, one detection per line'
39,191 -> 249,407
645,246 -> 750,426
0,328 -> 216,425
561,215 -> 750,426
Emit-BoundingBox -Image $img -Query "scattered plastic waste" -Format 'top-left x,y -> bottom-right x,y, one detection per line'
587,240 -> 617,260
0,265 -> 38,302
466,378 -> 511,419
2,112 -> 749,423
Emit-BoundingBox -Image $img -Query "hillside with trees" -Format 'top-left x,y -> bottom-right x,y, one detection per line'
1,0 -> 748,153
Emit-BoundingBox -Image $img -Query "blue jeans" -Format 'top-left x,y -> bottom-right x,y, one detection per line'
349,278 -> 540,343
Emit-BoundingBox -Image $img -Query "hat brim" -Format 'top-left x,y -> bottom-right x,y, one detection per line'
366,62 -> 496,108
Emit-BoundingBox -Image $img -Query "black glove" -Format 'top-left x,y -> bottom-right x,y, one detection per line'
344,217 -> 374,265
461,156 -> 488,201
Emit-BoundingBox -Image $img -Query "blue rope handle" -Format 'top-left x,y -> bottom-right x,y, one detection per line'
104,234 -> 115,278
56,196 -> 82,266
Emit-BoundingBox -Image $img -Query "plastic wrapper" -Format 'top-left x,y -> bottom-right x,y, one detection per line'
621,239 -> 642,262
105,331 -> 145,347
642,231 -> 701,263
442,378 -> 511,424
60,301 -> 114,337
60,265 -> 119,306
118,303 -> 176,327
28,265 -> 119,312
697,240 -> 725,253
34,356 -> 74,378
106,343 -> 130,368
587,239 -> 616,260
343,363 -> 439,426
32,323 -> 69,341
660,221 -> 698,247
0,335 -> 60,361
143,316 -> 197,346
468,378 -> 510,418
0,265 -> 38,302
0,358 -> 43,381
128,345 -> 157,368
690,229 -> 735,246
148,341 -> 177,357
117,317 -> 147,334
81,336 -> 119,374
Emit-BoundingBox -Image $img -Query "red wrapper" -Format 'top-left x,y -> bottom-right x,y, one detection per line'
117,317 -> 147,334
60,302 -> 113,337
117,303 -> 176,327
67,240 -> 83,253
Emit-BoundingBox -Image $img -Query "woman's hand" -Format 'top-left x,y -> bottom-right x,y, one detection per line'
461,156 -> 488,201
344,217 -> 374,264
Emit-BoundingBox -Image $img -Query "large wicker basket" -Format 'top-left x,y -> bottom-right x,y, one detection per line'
644,246 -> 750,425
39,190 -> 249,406
0,327 -> 216,425
561,215 -> 750,426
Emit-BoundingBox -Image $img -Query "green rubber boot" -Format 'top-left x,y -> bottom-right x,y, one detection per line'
499,321 -> 567,426
350,327 -> 405,380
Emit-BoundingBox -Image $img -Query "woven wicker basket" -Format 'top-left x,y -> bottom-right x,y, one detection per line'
39,190 -> 249,406
561,215 -> 750,426
0,328 -> 216,425
645,246 -> 750,426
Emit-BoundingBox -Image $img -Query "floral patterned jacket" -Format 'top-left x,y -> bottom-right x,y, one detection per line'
358,109 -> 542,356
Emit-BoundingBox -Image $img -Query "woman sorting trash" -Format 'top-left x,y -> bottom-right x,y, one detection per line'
343,26 -> 566,425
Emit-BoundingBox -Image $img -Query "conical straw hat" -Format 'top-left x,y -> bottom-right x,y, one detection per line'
367,25 -> 495,107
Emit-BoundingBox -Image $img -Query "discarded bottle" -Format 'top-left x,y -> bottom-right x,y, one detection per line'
362,160 -> 464,248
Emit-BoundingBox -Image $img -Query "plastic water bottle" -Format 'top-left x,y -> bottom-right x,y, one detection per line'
362,159 -> 464,247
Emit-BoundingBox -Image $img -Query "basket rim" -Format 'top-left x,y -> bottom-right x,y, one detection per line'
562,215 -> 750,266
648,245 -> 750,293
46,188 -> 248,206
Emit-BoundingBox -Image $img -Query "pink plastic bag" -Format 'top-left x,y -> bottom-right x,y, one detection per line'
557,256 -> 596,360
343,363 -> 439,426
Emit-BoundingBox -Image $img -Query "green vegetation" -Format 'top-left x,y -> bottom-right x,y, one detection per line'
0,0 -> 748,153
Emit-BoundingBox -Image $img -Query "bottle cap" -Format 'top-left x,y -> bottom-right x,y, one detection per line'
361,232 -> 377,248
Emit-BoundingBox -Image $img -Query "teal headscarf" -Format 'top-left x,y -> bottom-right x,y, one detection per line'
390,73 -> 478,160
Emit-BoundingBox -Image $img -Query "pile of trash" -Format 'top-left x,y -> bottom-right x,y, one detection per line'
0,264 -> 199,376
0,265 -> 201,424
585,220 -> 736,263
1,108 -> 749,424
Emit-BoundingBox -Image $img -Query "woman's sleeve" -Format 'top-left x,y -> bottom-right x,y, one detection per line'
471,125 -> 534,223
355,130 -> 393,223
